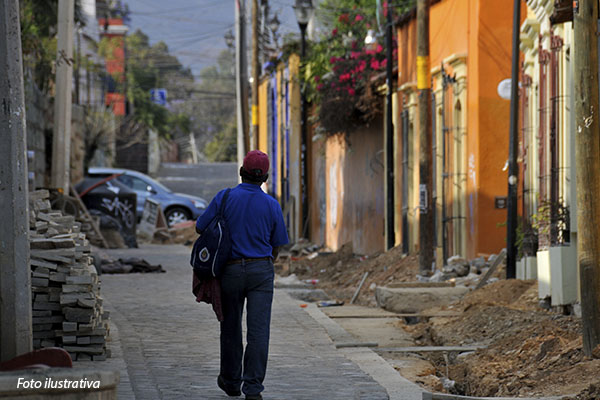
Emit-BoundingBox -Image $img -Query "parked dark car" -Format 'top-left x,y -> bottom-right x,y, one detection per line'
86,167 -> 207,227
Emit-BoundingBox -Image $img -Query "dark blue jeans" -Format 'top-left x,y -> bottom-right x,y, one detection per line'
219,259 -> 274,396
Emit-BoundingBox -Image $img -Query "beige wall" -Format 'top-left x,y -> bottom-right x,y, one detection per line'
313,120 -> 385,255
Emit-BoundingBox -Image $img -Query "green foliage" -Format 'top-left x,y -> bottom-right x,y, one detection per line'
19,0 -> 85,91
99,29 -> 192,138
174,49 -> 237,162
204,119 -> 237,162
302,0 -> 414,134
531,199 -> 570,250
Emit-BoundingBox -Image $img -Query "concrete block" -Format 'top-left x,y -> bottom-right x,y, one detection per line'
77,298 -> 96,308
34,294 -> 49,302
524,256 -> 538,280
537,250 -> 551,299
30,258 -> 58,270
32,269 -> 50,279
31,277 -> 49,287
66,275 -> 94,284
90,336 -> 105,344
549,245 -> 578,306
32,324 -> 53,332
63,322 -> 78,332
62,345 -> 105,355
32,315 -> 64,324
516,259 -> 525,280
62,284 -> 92,293
32,330 -> 56,339
32,310 -> 52,317
62,335 -> 77,344
33,301 -> 61,311
375,286 -> 470,313
64,307 -> 95,323
77,336 -> 91,345
48,272 -> 66,283
40,340 -> 56,348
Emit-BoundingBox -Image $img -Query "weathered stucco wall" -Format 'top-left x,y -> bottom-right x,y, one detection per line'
318,120 -> 385,255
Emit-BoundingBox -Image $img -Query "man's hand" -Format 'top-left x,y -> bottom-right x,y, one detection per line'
272,246 -> 281,260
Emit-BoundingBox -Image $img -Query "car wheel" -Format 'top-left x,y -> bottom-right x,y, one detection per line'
165,207 -> 191,227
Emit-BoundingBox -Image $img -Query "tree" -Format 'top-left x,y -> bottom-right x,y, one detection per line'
174,49 -> 237,161
19,0 -> 85,91
99,29 -> 191,140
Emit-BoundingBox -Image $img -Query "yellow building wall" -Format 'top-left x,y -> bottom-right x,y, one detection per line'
258,78 -> 269,155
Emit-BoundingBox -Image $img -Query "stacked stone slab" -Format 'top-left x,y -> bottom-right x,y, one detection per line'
29,190 -> 110,361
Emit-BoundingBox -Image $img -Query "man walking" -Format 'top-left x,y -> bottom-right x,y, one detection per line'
196,150 -> 289,400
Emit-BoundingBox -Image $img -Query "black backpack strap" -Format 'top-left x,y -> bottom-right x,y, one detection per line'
217,189 -> 231,217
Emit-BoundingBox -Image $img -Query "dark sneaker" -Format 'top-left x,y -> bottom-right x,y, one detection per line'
245,395 -> 262,400
217,375 -> 241,397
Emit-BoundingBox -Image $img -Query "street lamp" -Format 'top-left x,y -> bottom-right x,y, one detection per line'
364,29 -> 377,49
268,14 -> 280,35
224,30 -> 234,50
293,0 -> 314,239
293,0 -> 314,57
269,13 -> 281,50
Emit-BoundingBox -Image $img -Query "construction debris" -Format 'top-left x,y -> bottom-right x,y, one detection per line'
99,257 -> 165,274
29,190 -> 109,361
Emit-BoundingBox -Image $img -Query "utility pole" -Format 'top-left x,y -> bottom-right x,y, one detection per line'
506,0 -> 521,279
75,24 -> 81,105
51,0 -> 75,193
0,0 -> 33,361
251,0 -> 260,151
385,3 -> 395,250
573,0 -> 600,357
236,0 -> 249,165
417,0 -> 434,275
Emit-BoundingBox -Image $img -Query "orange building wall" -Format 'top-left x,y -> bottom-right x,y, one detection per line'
396,0 -> 514,258
99,18 -> 126,116
469,1 -> 514,257
397,0 -> 468,87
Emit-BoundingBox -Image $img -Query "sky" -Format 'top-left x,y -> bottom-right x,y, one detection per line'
124,0 -> 302,79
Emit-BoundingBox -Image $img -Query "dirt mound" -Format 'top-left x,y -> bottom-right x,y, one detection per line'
288,244 -> 419,306
563,383 -> 600,400
460,279 -> 535,309
450,317 -> 594,397
402,279 -> 595,398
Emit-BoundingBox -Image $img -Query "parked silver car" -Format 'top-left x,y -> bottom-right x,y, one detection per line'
86,167 -> 207,226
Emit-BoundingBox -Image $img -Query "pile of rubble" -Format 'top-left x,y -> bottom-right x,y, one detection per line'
417,252 -> 505,288
29,190 -> 109,361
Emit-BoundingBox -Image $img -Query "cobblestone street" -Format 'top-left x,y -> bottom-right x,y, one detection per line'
95,244 -> 391,399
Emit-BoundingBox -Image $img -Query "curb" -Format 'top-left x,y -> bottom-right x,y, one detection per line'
303,301 -> 425,400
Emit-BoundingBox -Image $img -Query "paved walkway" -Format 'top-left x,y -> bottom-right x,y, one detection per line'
92,244 -> 392,400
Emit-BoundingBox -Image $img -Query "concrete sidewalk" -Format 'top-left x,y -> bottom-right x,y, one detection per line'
87,244 -> 416,400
